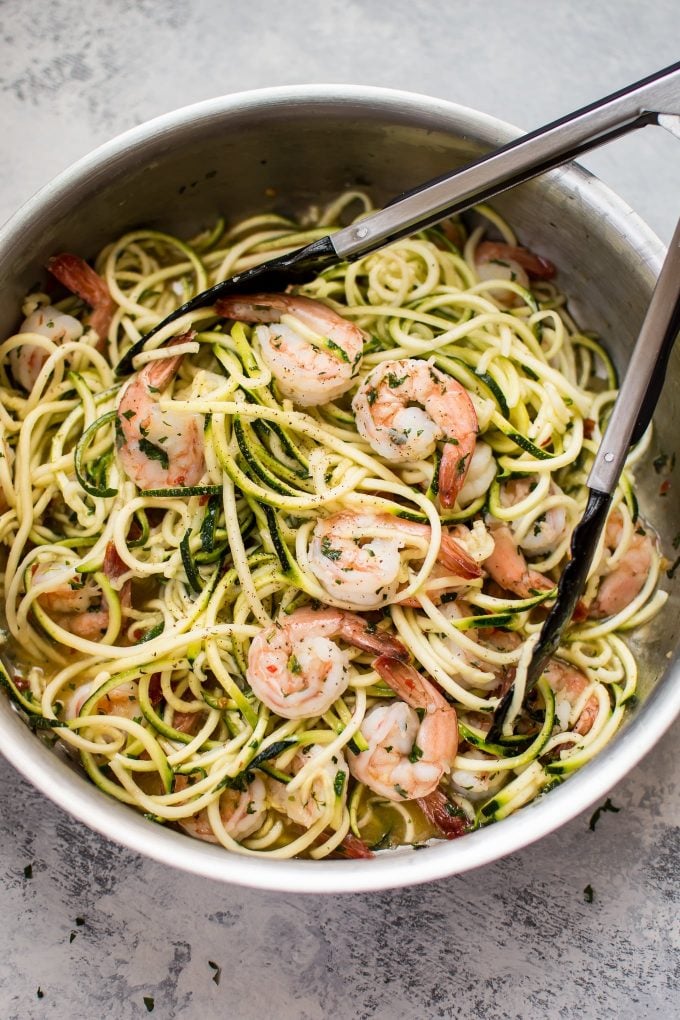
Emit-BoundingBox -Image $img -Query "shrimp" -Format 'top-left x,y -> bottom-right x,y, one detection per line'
64,678 -> 140,720
216,293 -> 364,406
9,305 -> 84,392
498,477 -> 569,555
417,788 -> 471,839
308,511 -> 480,610
178,777 -> 267,844
246,606 -> 407,720
590,510 -> 654,619
448,752 -> 509,802
475,241 -> 555,306
267,745 -> 348,828
543,658 -> 598,736
353,359 -> 478,508
46,253 -> 116,340
483,524 -> 554,598
116,332 -> 205,489
33,542 -> 132,640
348,656 -> 458,801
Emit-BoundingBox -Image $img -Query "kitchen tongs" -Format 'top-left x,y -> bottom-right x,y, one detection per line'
116,59 -> 680,374
487,215 -> 680,742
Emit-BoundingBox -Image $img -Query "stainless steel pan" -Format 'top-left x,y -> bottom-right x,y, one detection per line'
0,85 -> 677,892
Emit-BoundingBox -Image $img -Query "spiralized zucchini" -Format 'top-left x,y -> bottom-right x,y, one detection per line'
0,194 -> 668,859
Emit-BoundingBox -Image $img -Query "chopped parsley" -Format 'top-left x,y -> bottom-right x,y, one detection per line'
583,884 -> 594,903
667,556 -> 680,581
143,996 -> 155,1012
139,437 -> 169,470
408,744 -> 423,763
320,536 -> 342,561
23,863 -> 33,879
121,408 -> 136,420
386,372 -> 407,388
394,783 -> 409,799
366,387 -> 378,406
369,829 -> 393,851
588,797 -> 621,831
287,654 -> 302,675
334,770 -> 346,796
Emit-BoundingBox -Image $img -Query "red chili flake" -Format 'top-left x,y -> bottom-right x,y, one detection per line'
583,418 -> 595,439
660,480 -> 671,497
266,665 -> 277,674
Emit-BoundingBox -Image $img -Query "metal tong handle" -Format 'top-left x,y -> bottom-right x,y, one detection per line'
589,215 -> 680,493
487,214 -> 680,743
332,61 -> 680,260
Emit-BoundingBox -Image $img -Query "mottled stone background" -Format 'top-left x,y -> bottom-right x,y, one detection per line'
0,1 -> 678,1017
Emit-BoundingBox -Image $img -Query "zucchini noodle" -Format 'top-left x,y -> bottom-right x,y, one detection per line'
0,194 -> 668,859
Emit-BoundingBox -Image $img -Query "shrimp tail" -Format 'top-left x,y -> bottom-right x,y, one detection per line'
438,533 -> 481,579
373,656 -> 438,708
47,253 -> 116,341
143,331 -> 197,390
216,293 -> 288,324
417,789 -> 470,840
438,442 -> 473,509
476,242 -> 556,280
339,615 -> 408,661
332,833 -> 374,859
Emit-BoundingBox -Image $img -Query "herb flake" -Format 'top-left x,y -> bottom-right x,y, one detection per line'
589,797 -> 621,831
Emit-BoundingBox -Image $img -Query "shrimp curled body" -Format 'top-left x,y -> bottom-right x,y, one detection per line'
348,656 -> 458,801
246,607 -> 407,720
308,511 -> 480,610
216,293 -> 364,406
10,305 -> 84,392
116,333 -> 205,490
352,359 -> 478,508
267,744 -> 348,828
178,778 -> 267,844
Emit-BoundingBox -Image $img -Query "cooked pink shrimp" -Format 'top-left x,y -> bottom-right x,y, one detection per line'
498,477 -> 569,555
483,524 -> 555,598
216,293 -> 364,406
589,510 -> 654,619
308,510 -> 480,609
247,606 -> 407,720
267,745 -> 348,827
64,678 -> 140,720
348,656 -> 458,801
9,304 -> 84,392
47,253 -> 116,341
475,241 -> 555,306
543,658 -> 598,736
116,332 -> 205,489
353,359 -> 478,508
33,542 -> 131,640
178,777 -> 267,844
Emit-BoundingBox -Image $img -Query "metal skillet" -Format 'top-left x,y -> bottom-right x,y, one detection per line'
113,61 -> 680,735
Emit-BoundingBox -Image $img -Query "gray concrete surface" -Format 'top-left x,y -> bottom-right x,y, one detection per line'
0,1 -> 679,1017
